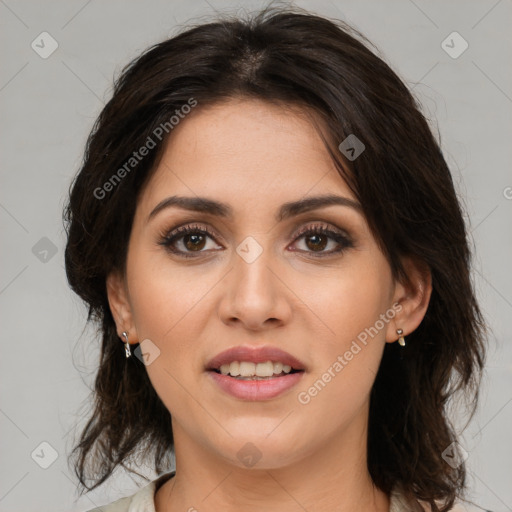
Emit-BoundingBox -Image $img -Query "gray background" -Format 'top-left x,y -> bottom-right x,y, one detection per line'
1,0 -> 511,511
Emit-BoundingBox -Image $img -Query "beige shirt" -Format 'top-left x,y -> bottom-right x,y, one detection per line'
85,472 -> 480,512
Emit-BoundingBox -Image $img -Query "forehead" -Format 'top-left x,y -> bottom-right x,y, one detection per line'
137,98 -> 355,215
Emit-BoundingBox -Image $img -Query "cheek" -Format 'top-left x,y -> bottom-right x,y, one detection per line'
125,256 -> 218,420
127,247 -> 216,340
298,254 -> 393,348
293,255 -> 392,408
125,249 -> 220,380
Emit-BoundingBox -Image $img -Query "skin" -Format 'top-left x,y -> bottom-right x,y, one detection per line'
107,98 -> 431,512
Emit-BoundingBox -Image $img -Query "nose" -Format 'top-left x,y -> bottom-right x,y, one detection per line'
217,244 -> 293,331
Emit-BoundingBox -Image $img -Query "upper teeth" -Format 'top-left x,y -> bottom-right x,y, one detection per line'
219,361 -> 293,377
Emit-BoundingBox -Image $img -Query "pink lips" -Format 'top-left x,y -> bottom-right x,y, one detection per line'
208,371 -> 304,400
206,345 -> 306,371
205,345 -> 306,401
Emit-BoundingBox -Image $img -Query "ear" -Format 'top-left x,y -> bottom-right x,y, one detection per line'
106,270 -> 138,344
385,256 -> 432,344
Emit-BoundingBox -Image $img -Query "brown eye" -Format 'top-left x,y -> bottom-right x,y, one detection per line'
183,233 -> 207,251
159,223 -> 222,258
304,233 -> 328,252
291,223 -> 353,257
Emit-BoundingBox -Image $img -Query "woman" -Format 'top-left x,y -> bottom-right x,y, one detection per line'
64,7 -> 487,512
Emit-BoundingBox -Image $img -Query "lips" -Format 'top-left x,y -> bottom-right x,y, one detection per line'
208,370 -> 304,400
205,345 -> 307,400
205,345 -> 306,372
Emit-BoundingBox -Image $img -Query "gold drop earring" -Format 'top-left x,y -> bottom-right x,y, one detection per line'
396,328 -> 406,347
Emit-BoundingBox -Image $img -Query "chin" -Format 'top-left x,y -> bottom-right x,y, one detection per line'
213,431 -> 307,470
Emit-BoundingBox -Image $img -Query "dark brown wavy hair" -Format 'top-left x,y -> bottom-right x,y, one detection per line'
64,6 -> 486,511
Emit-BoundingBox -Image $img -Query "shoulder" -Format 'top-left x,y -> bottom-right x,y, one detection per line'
85,482 -> 154,512
390,488 -> 489,512
84,471 -> 174,512
85,493 -> 134,512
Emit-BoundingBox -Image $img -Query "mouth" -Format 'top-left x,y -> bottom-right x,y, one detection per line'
206,366 -> 305,401
205,345 -> 306,400
209,360 -> 304,380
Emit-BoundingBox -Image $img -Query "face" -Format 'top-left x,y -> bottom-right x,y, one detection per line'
108,98 -> 419,471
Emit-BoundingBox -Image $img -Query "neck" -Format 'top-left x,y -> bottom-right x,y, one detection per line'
155,419 -> 389,512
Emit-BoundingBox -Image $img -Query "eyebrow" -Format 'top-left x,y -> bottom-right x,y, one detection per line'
147,194 -> 362,223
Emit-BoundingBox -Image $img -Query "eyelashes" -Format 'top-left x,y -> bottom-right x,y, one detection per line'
158,223 -> 222,258
289,223 -> 353,257
157,222 -> 354,259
